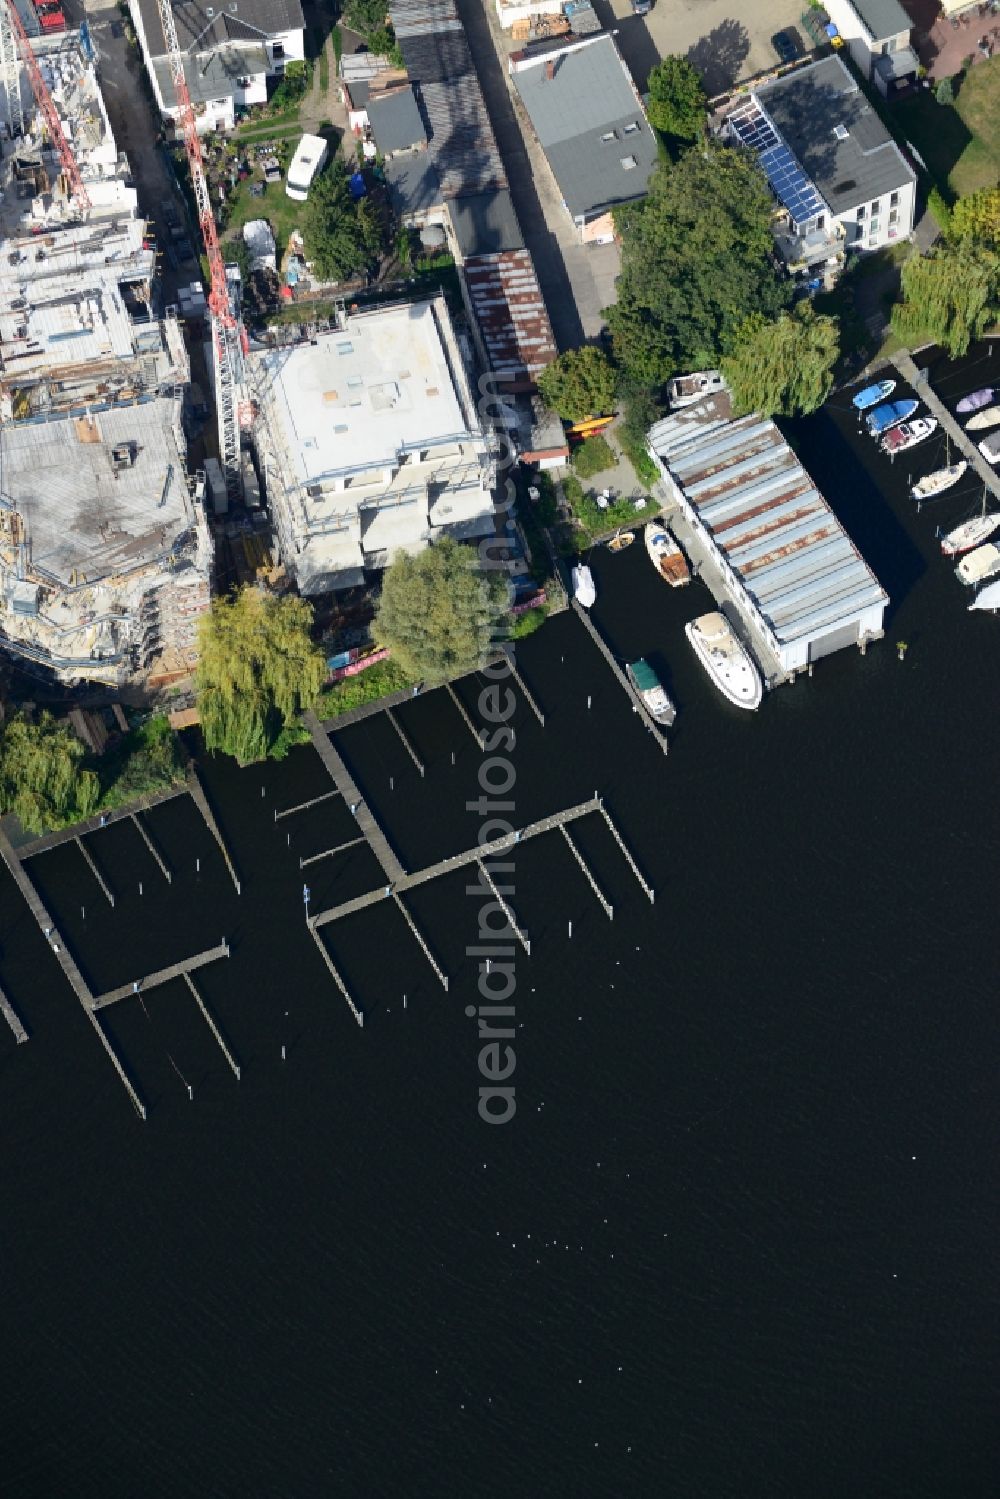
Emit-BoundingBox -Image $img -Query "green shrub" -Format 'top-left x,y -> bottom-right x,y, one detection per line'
934,76 -> 954,106
571,434 -> 615,479
927,186 -> 953,235
510,604 -> 549,639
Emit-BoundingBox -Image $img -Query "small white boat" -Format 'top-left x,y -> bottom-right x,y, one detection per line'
911,461 -> 967,501
667,370 -> 726,409
941,511 -> 1000,556
645,522 -> 690,586
572,563 -> 596,608
965,404 -> 1000,432
979,431 -> 1000,465
881,417 -> 937,456
957,387 -> 994,414
969,578 -> 1000,611
626,658 -> 676,728
685,611 -> 762,711
955,542 -> 1000,585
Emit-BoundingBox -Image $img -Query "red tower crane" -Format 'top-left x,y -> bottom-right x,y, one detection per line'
155,0 -> 247,494
4,0 -> 89,213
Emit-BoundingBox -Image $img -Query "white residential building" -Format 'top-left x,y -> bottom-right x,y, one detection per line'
250,297 -> 497,593
724,54 -> 916,282
824,0 -> 918,97
129,0 -> 305,134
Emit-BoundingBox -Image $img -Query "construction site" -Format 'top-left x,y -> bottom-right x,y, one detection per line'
0,17 -> 210,688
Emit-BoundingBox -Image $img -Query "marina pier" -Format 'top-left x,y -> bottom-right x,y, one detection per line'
890,351 -> 1000,504
0,983 -> 28,1045
303,710 -> 406,883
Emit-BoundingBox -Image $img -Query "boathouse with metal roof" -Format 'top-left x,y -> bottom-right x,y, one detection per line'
647,394 -> 888,676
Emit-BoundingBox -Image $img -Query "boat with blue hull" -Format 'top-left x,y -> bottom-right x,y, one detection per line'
866,399 -> 918,436
852,379 -> 895,410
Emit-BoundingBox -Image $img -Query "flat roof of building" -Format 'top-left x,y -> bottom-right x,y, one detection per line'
1,395 -> 191,586
845,0 -> 911,40
648,397 -> 887,648
512,35 -> 657,218
449,189 -> 523,258
253,299 -> 478,488
753,56 -> 914,216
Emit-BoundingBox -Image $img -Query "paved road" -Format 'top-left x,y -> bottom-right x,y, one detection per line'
452,0 -> 604,350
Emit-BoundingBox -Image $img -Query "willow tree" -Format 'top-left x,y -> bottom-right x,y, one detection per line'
892,242 -> 1000,359
196,587 -> 326,762
0,712 -> 99,834
722,305 -> 840,417
375,537 -> 509,685
948,186 -> 1000,246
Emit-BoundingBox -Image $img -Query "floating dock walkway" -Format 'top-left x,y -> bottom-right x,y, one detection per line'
17,783 -> 187,859
303,711 -> 405,883
188,769 -> 241,893
91,939 -> 231,1011
891,351 -> 1000,505
571,601 -> 672,752
0,983 -> 28,1044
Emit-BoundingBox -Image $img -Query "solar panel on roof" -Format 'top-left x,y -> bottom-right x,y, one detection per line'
730,103 -> 825,226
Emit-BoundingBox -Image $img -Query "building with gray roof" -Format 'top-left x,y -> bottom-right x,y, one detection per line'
510,34 -> 657,243
824,0 -> 917,97
647,394 -> 887,677
366,86 -> 427,159
725,54 -> 915,280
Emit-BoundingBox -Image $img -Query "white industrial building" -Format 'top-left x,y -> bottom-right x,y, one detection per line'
648,394 -> 888,675
0,29 -> 210,687
250,296 -> 496,593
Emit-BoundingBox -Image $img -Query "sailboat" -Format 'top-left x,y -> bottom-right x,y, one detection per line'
955,543 -> 1000,586
969,578 -> 1000,611
940,485 -> 1000,555
572,563 -> 596,608
912,460 -> 967,501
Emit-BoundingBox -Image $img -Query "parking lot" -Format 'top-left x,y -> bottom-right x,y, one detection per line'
593,0 -> 809,96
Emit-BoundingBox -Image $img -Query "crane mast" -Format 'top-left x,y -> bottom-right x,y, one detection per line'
154,0 -> 246,498
2,0 -> 89,212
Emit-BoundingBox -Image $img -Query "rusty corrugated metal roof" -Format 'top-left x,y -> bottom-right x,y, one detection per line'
463,251 -> 557,388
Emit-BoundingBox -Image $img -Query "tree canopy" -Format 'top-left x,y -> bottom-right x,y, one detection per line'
375,537 -> 510,685
0,712 -> 99,834
607,142 -> 790,388
537,347 -> 617,422
304,158 -> 380,282
196,587 -> 326,762
948,185 -> 1000,246
722,305 -> 840,417
645,57 -> 707,142
891,241 -> 1000,358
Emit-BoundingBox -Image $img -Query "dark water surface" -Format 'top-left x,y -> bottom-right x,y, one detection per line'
3,349 -> 999,1496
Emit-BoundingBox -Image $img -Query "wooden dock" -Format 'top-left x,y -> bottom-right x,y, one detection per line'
91,939 -> 231,1011
184,972 -> 241,1080
274,788 -> 340,822
131,813 -> 172,883
0,982 -> 28,1044
445,683 -> 484,749
16,782 -> 188,860
571,601 -> 671,752
188,769 -> 241,893
311,796 -> 602,930
303,711 -> 406,883
503,649 -> 545,726
0,826 -> 96,1011
75,835 -> 115,907
891,350 -> 1000,503
386,708 -> 425,776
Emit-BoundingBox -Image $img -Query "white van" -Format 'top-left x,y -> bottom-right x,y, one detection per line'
286,133 -> 329,201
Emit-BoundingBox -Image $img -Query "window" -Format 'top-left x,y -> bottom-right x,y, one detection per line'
621,155 -> 637,170
888,229 -> 898,239
623,122 -> 639,135
889,191 -> 899,208
816,213 -> 825,230
601,131 -> 616,144
870,199 -> 880,215
870,219 -> 880,235
889,209 -> 899,226
857,204 -> 865,220
272,42 -> 285,58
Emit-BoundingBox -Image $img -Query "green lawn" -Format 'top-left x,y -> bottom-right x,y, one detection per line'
893,58 -> 1000,199
222,179 -> 306,261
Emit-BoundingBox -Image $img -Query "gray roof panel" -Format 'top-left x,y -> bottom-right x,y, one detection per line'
366,87 -> 427,156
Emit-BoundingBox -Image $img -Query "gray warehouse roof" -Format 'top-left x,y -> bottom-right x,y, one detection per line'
449,190 -> 523,257
386,153 -> 442,217
512,36 -> 657,220
648,398 -> 887,649
754,55 -> 914,216
846,0 -> 911,40
366,86 -> 427,156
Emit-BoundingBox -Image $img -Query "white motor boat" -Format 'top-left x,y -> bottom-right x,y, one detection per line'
572,564 -> 596,609
684,612 -> 762,711
969,578 -> 1000,612
978,431 -> 1000,465
940,512 -> 1000,556
955,542 -> 1000,586
667,370 -> 726,409
911,461 -> 967,501
881,417 -> 937,456
626,658 -> 676,729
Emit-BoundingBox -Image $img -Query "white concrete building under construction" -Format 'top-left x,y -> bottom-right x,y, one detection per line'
648,393 -> 888,678
250,296 -> 496,592
0,28 -> 211,686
